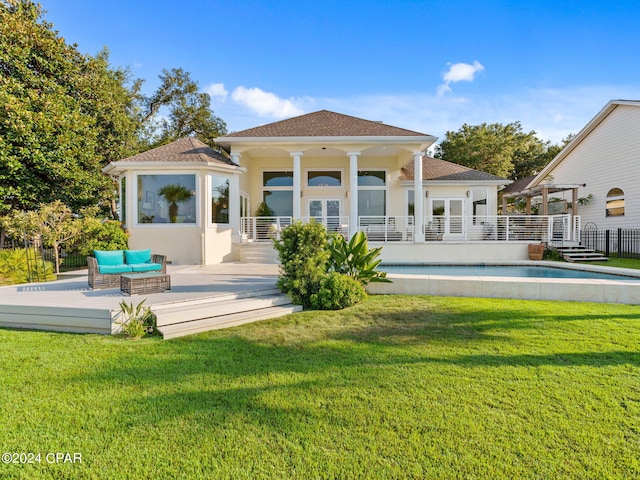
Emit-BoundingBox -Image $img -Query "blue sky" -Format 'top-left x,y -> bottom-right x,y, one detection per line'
42,0 -> 640,144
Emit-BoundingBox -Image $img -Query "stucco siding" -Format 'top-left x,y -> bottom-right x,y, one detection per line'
545,105 -> 640,228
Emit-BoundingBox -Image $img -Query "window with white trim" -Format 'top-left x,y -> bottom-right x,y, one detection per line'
137,174 -> 196,224
358,170 -> 386,216
210,175 -> 230,224
606,188 -> 625,217
262,171 -> 293,216
307,170 -> 342,187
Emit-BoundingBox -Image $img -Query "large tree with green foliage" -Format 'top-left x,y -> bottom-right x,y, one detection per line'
142,68 -> 227,148
0,1 -> 227,217
433,121 -> 562,180
0,0 -> 141,215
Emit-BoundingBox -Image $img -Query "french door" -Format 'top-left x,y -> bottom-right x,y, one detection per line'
430,198 -> 465,237
308,199 -> 343,233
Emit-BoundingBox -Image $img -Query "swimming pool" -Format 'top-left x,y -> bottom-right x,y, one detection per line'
367,261 -> 640,304
379,264 -> 640,281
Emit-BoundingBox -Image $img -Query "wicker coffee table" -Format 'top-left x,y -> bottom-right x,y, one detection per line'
120,273 -> 171,295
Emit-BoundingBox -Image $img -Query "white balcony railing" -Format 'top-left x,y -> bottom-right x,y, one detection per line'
301,216 -> 350,238
425,214 -> 578,243
240,214 -> 579,244
240,217 -> 292,242
358,216 -> 415,242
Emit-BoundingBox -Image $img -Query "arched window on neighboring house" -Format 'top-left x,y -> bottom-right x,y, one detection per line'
606,188 -> 625,217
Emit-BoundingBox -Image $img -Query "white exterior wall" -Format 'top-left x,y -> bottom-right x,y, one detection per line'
544,105 -> 640,229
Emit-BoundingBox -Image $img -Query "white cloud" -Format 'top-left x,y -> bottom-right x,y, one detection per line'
205,83 -> 228,101
438,61 -> 485,96
231,86 -> 305,118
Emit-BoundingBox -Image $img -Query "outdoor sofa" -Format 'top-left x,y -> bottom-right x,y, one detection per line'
87,249 -> 167,289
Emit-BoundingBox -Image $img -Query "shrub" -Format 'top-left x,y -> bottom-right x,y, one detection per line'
310,272 -> 367,310
0,248 -> 55,284
273,221 -> 329,307
116,300 -> 157,339
72,218 -> 128,257
327,231 -> 391,285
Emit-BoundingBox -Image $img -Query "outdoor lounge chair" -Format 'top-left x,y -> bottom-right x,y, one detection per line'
87,249 -> 167,289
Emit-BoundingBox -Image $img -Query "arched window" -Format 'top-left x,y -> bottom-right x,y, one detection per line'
606,188 -> 625,217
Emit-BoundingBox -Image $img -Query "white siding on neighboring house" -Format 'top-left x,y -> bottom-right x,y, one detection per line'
542,104 -> 640,229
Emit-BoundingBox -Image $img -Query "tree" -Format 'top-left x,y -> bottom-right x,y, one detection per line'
158,184 -> 193,223
433,121 -> 561,180
142,68 -> 227,148
0,1 -> 141,215
2,201 -> 81,273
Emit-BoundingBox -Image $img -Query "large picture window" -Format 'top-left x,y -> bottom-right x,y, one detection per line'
137,174 -> 196,224
211,175 -> 230,224
262,171 -> 293,216
358,170 -> 386,216
606,188 -> 625,217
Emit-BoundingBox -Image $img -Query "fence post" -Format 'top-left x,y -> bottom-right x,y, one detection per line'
617,228 -> 622,259
604,230 -> 609,257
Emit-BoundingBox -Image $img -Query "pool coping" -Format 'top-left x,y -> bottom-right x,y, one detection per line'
367,261 -> 640,304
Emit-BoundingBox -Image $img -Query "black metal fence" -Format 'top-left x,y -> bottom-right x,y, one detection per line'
581,228 -> 640,259
41,249 -> 87,271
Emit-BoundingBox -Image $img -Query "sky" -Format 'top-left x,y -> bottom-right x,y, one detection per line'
41,0 -> 640,145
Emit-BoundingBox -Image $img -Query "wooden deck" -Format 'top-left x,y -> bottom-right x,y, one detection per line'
0,264 -> 284,336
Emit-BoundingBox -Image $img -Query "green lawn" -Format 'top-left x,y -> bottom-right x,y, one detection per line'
1,295 -> 639,479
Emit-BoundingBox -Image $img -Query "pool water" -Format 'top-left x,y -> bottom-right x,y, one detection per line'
380,264 -> 640,281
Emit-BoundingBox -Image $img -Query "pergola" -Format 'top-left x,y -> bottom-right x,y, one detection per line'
501,183 -> 586,216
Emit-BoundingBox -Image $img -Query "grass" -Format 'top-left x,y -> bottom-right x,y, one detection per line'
1,295 -> 639,479
589,257 -> 640,269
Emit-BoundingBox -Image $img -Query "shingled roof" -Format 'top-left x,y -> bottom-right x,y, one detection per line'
400,156 -> 507,182
224,110 -> 431,138
117,137 -> 237,166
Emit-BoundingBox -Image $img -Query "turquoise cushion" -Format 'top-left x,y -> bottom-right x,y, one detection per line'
94,250 -> 124,266
129,263 -> 162,272
98,264 -> 133,274
125,249 -> 152,264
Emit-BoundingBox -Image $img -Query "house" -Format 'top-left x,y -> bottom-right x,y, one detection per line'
520,100 -> 640,229
105,110 -> 564,265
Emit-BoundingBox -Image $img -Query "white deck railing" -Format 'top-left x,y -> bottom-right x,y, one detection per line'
301,216 -> 350,238
241,216 -> 293,242
358,216 -> 415,242
240,214 -> 579,244
425,214 -> 579,243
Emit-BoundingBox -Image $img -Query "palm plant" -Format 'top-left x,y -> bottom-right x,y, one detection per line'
158,184 -> 193,223
327,231 -> 391,285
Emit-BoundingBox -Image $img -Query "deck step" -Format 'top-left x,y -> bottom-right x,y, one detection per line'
237,244 -> 279,264
154,290 -> 301,339
556,246 -> 608,263
159,304 -> 302,340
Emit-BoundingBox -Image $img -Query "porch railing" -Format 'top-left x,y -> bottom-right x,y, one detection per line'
240,216 -> 293,242
425,214 -> 579,243
240,214 -> 579,244
358,216 -> 415,242
301,216 -> 350,238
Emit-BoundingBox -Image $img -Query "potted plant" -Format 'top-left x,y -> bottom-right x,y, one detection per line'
528,243 -> 545,260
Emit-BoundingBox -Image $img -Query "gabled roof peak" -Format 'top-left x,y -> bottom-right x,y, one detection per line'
222,110 -> 433,138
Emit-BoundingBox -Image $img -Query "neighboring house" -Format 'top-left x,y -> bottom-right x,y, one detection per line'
105,110 -> 554,265
525,100 -> 640,229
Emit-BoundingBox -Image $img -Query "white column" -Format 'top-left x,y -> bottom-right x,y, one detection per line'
413,152 -> 425,242
348,152 -> 360,239
291,152 -> 303,220
229,174 -> 241,242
